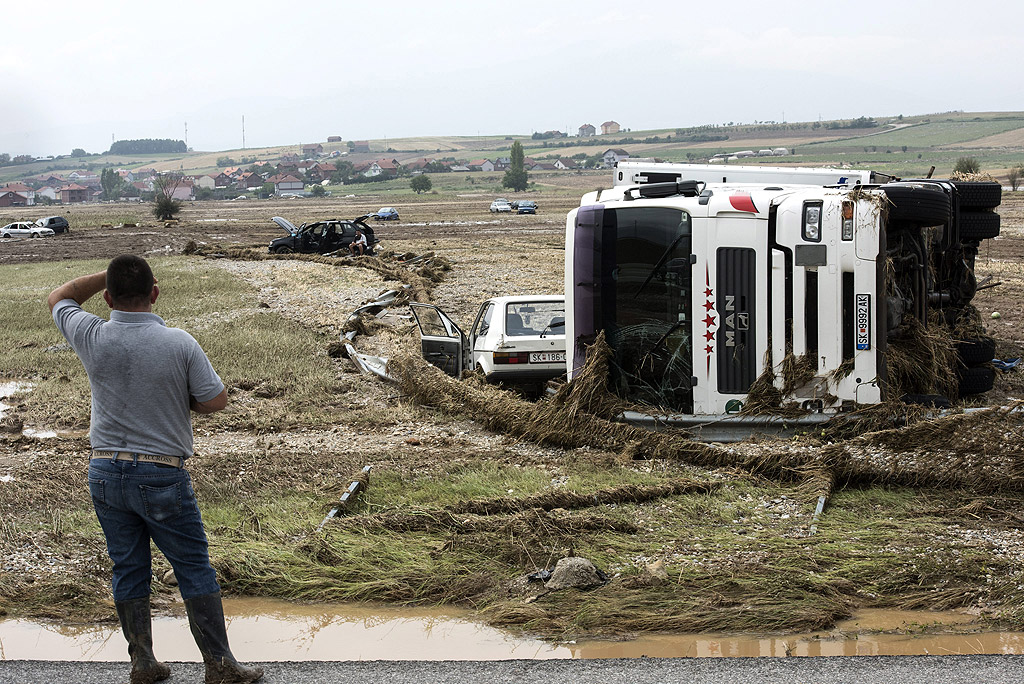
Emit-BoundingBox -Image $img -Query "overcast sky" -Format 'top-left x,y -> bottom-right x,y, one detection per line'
2,0 -> 1020,157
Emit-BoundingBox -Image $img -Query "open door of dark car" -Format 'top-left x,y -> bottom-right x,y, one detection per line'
410,304 -> 469,377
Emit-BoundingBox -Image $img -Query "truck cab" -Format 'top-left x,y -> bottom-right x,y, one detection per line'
565,163 -> 1000,416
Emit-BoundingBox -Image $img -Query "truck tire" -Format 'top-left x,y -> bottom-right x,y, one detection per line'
952,181 -> 1002,210
958,365 -> 995,396
958,211 -> 1000,240
882,184 -> 951,227
956,336 -> 996,366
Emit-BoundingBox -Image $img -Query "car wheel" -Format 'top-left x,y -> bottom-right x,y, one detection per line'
273,245 -> 293,254
30,233 -> 38,238
1,234 -> 9,238
882,184 -> 951,227
957,365 -> 995,396
958,210 -> 1000,241
952,181 -> 1002,210
956,336 -> 996,366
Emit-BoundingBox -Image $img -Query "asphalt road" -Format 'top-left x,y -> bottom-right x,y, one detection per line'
4,656 -> 1024,684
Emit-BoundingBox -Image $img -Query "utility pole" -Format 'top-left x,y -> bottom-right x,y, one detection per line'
184,121 -> 188,147
242,115 -> 246,150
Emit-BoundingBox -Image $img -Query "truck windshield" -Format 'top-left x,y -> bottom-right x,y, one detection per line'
574,206 -> 693,411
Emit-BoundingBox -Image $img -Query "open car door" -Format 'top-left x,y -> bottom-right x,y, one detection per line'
410,304 -> 469,377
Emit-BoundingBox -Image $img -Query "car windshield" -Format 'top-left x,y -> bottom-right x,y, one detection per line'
505,302 -> 565,337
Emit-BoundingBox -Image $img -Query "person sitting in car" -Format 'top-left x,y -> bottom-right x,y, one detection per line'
349,228 -> 368,256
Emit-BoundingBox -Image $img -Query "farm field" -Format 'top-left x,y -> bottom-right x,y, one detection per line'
2,177 -> 1024,645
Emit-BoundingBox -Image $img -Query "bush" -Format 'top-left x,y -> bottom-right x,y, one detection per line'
954,157 -> 981,175
311,184 -> 326,197
152,195 -> 182,221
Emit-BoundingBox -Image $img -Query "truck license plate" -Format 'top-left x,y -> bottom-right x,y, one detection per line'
855,294 -> 871,350
530,352 -> 566,363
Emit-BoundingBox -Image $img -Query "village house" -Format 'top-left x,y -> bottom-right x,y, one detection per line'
3,182 -> 34,205
351,141 -> 370,153
467,159 -> 495,172
279,153 -> 300,164
578,123 -> 596,137
602,148 -> 630,167
306,163 -> 337,183
301,143 -> 323,157
116,169 -> 135,183
132,181 -> 154,194
327,136 -> 342,143
36,186 -> 58,202
235,172 -> 264,190
554,158 -> 577,170
166,179 -> 195,201
601,120 -> 621,135
529,162 -> 558,171
267,174 -> 304,194
60,184 -> 90,203
195,175 -> 217,191
494,157 -> 511,171
0,190 -> 28,206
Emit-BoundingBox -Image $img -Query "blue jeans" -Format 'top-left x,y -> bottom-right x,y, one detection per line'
87,457 -> 220,602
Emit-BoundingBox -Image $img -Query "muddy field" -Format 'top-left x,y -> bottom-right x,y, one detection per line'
3,188 -> 1024,641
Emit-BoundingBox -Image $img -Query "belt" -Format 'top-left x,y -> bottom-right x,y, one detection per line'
91,450 -> 183,468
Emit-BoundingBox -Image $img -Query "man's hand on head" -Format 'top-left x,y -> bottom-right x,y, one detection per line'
47,270 -> 108,312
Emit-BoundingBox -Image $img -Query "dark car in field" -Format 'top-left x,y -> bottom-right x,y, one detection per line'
517,200 -> 537,214
268,216 -> 378,255
36,216 -> 69,233
373,207 -> 399,221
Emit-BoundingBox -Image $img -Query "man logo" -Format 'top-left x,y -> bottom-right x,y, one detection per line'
723,295 -> 749,348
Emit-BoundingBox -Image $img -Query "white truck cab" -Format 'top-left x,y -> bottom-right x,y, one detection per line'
565,163 -> 1001,416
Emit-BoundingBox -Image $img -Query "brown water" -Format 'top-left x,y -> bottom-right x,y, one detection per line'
2,600 -> 1023,661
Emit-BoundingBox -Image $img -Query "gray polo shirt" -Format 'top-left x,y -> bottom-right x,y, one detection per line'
52,299 -> 224,458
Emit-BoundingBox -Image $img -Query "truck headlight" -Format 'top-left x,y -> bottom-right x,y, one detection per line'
802,202 -> 822,242
841,201 -> 854,241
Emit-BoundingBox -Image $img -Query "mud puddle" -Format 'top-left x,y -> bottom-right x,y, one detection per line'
2,601 -> 1023,661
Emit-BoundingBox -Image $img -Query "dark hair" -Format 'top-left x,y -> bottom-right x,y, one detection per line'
106,255 -> 154,307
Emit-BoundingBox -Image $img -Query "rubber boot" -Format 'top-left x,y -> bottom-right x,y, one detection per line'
184,591 -> 264,684
114,597 -> 171,684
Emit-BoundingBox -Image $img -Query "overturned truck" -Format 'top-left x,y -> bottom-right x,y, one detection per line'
565,161 -> 1001,421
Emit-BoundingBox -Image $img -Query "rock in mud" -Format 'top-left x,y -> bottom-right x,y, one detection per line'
162,569 -> 178,586
544,557 -> 605,591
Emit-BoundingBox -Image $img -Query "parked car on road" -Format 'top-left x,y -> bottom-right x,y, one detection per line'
268,216 -> 378,255
35,216 -> 69,233
373,207 -> 400,221
411,295 -> 566,388
2,222 -> 53,238
489,198 -> 512,213
517,200 -> 537,214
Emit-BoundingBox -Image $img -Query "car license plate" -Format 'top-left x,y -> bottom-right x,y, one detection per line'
530,352 -> 566,363
855,294 -> 871,350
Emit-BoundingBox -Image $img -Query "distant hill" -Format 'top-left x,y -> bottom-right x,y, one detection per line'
3,111 -> 1023,183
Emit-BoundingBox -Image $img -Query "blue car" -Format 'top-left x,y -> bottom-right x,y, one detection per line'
517,200 -> 537,214
374,207 -> 400,221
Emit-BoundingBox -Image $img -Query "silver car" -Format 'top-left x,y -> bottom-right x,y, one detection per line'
1,222 -> 54,238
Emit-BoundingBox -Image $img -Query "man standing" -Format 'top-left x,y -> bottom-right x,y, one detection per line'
49,255 -> 262,684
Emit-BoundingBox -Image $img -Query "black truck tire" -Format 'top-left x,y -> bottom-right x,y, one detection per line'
956,336 -> 996,366
882,184 -> 951,227
958,365 -> 995,396
952,181 -> 1002,210
958,211 -> 1000,240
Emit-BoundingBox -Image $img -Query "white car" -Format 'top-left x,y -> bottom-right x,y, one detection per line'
489,198 -> 512,213
411,295 -> 566,385
1,222 -> 54,238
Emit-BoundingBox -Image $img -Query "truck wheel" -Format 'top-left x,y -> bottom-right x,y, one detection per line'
273,245 -> 293,254
882,184 -> 951,227
958,365 -> 995,396
952,181 -> 1002,210
956,336 -> 996,366
958,210 -> 1000,240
